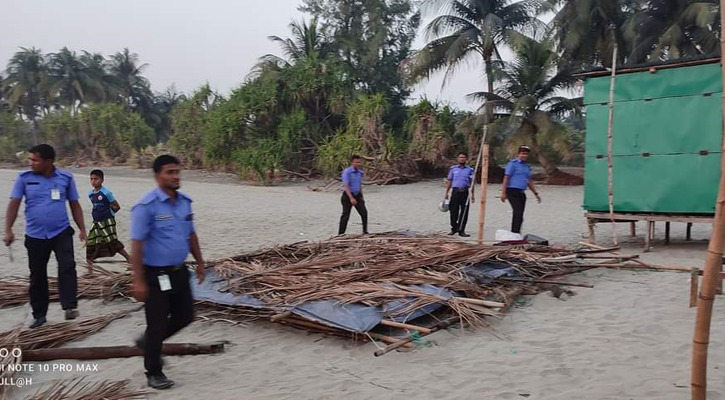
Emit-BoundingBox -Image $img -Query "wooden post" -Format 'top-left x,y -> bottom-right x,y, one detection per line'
687,223 -> 693,241
606,39 -> 619,246
645,221 -> 654,252
691,270 -> 699,308
477,144 -> 490,244
691,8 -> 725,395
587,218 -> 596,244
630,221 -> 636,237
665,222 -> 671,245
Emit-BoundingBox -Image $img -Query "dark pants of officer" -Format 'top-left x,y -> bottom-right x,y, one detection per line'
507,188 -> 527,233
339,193 -> 368,235
449,188 -> 470,233
24,227 -> 77,318
143,266 -> 194,375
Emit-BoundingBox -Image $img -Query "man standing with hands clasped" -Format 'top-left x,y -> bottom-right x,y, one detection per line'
445,152 -> 475,237
130,155 -> 205,390
4,144 -> 86,329
501,145 -> 541,234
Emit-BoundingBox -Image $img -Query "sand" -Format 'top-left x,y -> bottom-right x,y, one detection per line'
1,167 -> 724,399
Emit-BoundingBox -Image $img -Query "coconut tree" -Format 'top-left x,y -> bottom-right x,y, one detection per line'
47,47 -> 106,114
108,48 -> 152,109
623,0 -> 719,63
3,48 -> 47,123
79,51 -> 119,103
468,35 -> 582,180
410,0 -> 547,93
548,0 -> 639,67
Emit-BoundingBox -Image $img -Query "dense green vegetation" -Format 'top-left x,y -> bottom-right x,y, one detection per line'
0,0 -> 719,183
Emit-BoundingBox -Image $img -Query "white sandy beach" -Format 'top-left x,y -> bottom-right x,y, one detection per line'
1,167 -> 724,399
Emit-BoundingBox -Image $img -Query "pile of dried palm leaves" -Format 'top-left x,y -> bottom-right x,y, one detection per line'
0,266 -> 131,308
26,378 -> 146,400
0,309 -> 138,351
211,233 -> 585,329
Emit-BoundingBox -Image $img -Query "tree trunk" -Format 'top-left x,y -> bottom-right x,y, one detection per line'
524,121 -> 560,176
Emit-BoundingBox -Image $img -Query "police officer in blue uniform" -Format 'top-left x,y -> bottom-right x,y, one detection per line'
4,144 -> 87,328
130,155 -> 206,390
501,145 -> 541,233
444,152 -> 475,237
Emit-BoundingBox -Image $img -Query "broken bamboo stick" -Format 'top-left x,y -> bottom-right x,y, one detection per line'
367,332 -> 415,348
21,342 -> 226,361
496,277 -> 593,288
374,316 -> 460,357
379,320 -> 432,334
453,297 -> 504,308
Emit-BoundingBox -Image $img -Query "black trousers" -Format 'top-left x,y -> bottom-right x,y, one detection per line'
507,188 -> 527,233
24,227 -> 77,318
449,189 -> 470,232
339,193 -> 368,234
143,266 -> 194,375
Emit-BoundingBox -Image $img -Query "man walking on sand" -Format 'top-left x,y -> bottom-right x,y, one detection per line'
3,144 -> 87,329
501,145 -> 541,234
338,155 -> 369,235
86,169 -> 131,270
130,155 -> 205,390
445,152 -> 475,237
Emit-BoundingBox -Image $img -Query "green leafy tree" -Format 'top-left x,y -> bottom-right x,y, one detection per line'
300,0 -> 420,126
79,51 -> 119,103
169,84 -> 218,166
468,36 -> 582,178
108,48 -> 152,109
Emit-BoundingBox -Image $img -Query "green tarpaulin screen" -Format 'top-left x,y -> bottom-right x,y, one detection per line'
583,61 -> 723,214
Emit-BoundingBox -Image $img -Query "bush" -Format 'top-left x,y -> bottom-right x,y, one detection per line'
316,129 -> 364,177
233,139 -> 283,184
0,113 -> 30,164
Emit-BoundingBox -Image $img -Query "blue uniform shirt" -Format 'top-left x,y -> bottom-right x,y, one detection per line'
447,165 -> 474,188
504,158 -> 532,190
341,166 -> 364,195
130,188 -> 196,267
9,169 -> 80,239
88,187 -> 115,222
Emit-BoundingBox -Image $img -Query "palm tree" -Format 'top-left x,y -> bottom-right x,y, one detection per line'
47,47 -> 105,114
253,17 -> 331,77
468,36 -> 582,179
3,47 -> 48,144
108,48 -> 152,109
410,0 -> 546,93
548,0 -> 639,67
79,51 -> 119,103
624,0 -> 719,63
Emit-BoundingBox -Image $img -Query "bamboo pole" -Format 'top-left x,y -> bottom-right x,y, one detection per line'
21,343 -> 225,361
691,6 -> 725,396
379,320 -> 432,334
477,144 -> 490,244
606,39 -> 619,246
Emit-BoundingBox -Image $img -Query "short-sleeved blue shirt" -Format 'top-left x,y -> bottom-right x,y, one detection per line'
341,166 -> 364,195
88,187 -> 115,222
447,165 -> 474,188
10,168 -> 80,239
130,188 -> 196,267
504,158 -> 532,190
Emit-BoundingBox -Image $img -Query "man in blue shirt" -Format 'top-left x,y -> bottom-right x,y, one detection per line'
3,144 -> 87,328
338,155 -> 368,235
445,152 -> 476,237
130,155 -> 206,390
501,145 -> 541,233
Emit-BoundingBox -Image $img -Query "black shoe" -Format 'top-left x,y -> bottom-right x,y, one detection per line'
448,230 -> 457,235
458,232 -> 471,237
29,317 -> 46,329
147,373 -> 174,390
64,309 -> 79,320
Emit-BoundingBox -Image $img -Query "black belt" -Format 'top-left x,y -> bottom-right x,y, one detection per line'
452,187 -> 469,193
144,264 -> 185,273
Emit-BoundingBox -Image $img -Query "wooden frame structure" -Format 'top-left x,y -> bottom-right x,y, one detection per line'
586,211 -> 713,252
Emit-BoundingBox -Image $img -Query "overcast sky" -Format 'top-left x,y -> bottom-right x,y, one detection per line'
1,0 -> 489,110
